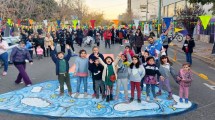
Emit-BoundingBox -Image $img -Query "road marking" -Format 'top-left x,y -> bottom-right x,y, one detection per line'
169,57 -> 215,85
203,83 -> 215,90
209,67 -> 215,71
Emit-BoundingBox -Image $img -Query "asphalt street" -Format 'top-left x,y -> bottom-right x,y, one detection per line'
0,40 -> 215,120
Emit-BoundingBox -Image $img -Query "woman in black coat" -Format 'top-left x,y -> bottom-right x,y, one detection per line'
182,34 -> 195,65
134,29 -> 144,54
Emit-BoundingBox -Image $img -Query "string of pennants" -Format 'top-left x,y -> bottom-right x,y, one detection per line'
0,15 -> 213,33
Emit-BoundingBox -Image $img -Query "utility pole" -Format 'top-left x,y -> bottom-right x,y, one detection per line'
146,0 -> 148,22
157,0 -> 162,37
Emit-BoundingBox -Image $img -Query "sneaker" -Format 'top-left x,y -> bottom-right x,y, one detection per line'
92,93 -> 96,98
26,84 -> 32,87
84,93 -> 88,98
59,92 -> 64,96
154,97 -> 158,102
2,71 -> 7,76
146,96 -> 150,102
20,81 -> 24,84
179,98 -> 183,103
156,91 -> 162,96
121,45 -> 124,46
74,93 -> 80,98
68,92 -> 72,96
137,99 -> 141,103
167,95 -> 173,100
102,95 -> 106,100
129,98 -> 134,103
185,98 -> 189,103
114,95 -> 118,100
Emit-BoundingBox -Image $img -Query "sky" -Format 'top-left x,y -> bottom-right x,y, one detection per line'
85,0 -> 127,20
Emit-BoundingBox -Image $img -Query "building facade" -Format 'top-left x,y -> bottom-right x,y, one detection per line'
162,0 -> 213,17
127,0 -> 158,21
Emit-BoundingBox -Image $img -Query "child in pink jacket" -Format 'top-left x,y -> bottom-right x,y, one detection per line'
36,45 -> 43,60
177,63 -> 193,103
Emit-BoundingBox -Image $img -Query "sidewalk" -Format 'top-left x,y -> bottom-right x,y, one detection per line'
170,40 -> 215,67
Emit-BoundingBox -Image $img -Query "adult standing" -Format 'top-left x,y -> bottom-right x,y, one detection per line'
103,29 -> 112,49
59,30 -> 66,53
128,31 -> 135,50
25,35 -> 33,59
44,33 -> 54,57
88,46 -> 105,98
10,41 -> 33,86
111,27 -> 115,44
0,35 -> 9,76
182,34 -> 195,65
77,28 -> 84,47
66,31 -> 75,52
134,29 -> 144,54
119,28 -> 124,46
37,34 -> 46,57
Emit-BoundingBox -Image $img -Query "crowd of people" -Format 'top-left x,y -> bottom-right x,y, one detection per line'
0,24 -> 196,104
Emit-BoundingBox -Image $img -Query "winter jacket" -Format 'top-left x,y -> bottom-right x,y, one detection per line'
51,49 -> 73,75
177,69 -> 192,87
117,53 -> 132,79
103,31 -> 112,40
159,63 -> 177,82
182,39 -> 195,53
10,46 -> 33,65
128,65 -> 145,82
98,57 -> 119,82
134,34 -> 144,47
44,37 -> 53,48
88,63 -> 104,80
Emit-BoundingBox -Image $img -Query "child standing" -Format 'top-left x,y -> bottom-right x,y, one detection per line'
157,55 -> 177,100
128,56 -> 145,103
140,51 -> 149,91
177,63 -> 192,103
74,50 -> 89,98
88,58 -> 105,99
115,52 -> 132,101
95,33 -> 100,47
96,55 -> 118,102
50,44 -> 74,96
145,56 -> 164,102
36,45 -> 43,60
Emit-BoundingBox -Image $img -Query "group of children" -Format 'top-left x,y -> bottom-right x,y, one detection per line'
51,45 -> 193,104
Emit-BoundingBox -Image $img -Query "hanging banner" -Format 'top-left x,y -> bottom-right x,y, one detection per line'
72,20 -> 78,29
199,15 -> 212,29
43,20 -> 48,26
90,20 -> 96,29
112,20 -> 119,27
163,17 -> 173,30
133,19 -> 139,29
29,19 -> 34,25
174,28 -> 184,33
144,24 -> 149,35
7,19 -> 12,26
57,20 -> 61,27
17,19 -> 21,26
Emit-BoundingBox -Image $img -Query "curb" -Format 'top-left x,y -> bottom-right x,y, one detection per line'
169,44 -> 215,68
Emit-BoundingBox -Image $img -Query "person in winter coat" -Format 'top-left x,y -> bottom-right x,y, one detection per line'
128,55 -> 145,103
0,35 -> 9,76
157,55 -> 177,100
182,34 -> 195,65
115,51 -> 132,102
10,41 -> 33,86
134,29 -> 144,54
50,44 -> 75,96
44,33 -> 54,57
177,63 -> 193,103
103,29 -> 112,49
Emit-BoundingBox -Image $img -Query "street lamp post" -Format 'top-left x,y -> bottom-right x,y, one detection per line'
157,0 -> 162,37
